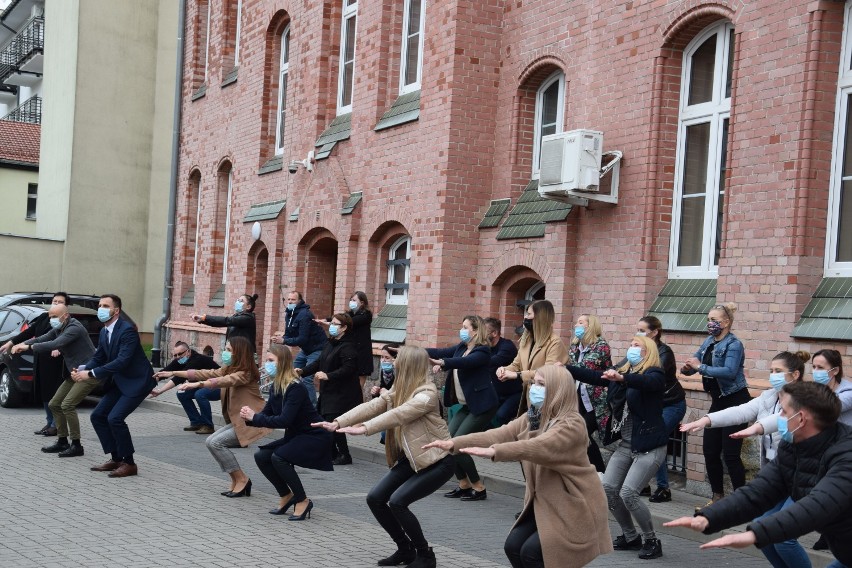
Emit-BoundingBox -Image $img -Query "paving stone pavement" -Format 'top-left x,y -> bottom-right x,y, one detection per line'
0,395 -> 817,567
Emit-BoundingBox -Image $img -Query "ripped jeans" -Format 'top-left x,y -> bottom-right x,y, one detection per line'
602,441 -> 667,541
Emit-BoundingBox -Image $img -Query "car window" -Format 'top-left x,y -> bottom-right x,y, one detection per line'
0,310 -> 24,335
0,312 -> 8,332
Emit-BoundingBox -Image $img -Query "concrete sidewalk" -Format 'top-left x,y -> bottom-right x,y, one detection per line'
140,388 -> 836,567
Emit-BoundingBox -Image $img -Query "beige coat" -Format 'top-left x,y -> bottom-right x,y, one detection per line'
453,414 -> 612,568
336,383 -> 450,472
506,332 -> 569,415
189,368 -> 271,447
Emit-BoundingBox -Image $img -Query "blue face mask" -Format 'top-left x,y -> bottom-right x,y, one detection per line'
329,324 -> 340,337
574,326 -> 585,340
49,317 -> 62,329
177,356 -> 189,365
97,307 -> 112,323
286,303 -> 297,311
626,346 -> 643,366
349,300 -> 358,311
769,372 -> 787,392
813,369 -> 832,385
635,331 -> 647,337
234,300 -> 245,313
221,351 -> 232,365
529,385 -> 546,409
380,361 -> 394,372
459,329 -> 471,342
264,361 -> 277,376
777,412 -> 802,443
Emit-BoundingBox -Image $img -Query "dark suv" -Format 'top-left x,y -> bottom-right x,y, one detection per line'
0,292 -> 138,328
0,304 -> 116,408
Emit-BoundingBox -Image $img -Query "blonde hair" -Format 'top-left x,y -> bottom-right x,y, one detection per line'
711,302 -> 738,324
463,315 -> 490,347
572,313 -> 603,347
617,335 -> 661,374
536,365 -> 581,430
520,300 -> 556,348
268,344 -> 299,394
390,346 -> 431,408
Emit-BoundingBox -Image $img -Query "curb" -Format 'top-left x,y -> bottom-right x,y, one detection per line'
140,397 -> 836,566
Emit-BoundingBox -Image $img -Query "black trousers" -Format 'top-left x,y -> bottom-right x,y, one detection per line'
254,448 -> 306,501
505,505 -> 543,568
366,455 -> 455,550
703,388 -> 751,493
322,412 -> 351,458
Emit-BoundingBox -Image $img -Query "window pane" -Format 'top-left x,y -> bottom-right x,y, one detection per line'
715,118 -> 729,265
342,62 -> 354,107
344,17 -> 357,61
282,30 -> 290,65
542,82 -> 559,128
340,16 -> 356,107
688,36 -> 717,105
843,95 -> 852,177
405,34 -> 419,85
838,180 -> 852,262
725,30 -> 734,99
683,122 -> 711,195
393,264 -> 406,284
678,196 -> 706,266
394,240 -> 409,260
278,73 -> 288,145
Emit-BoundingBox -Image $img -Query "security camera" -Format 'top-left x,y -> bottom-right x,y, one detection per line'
288,160 -> 300,174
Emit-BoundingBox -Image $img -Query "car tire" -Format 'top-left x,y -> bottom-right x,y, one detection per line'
0,367 -> 23,408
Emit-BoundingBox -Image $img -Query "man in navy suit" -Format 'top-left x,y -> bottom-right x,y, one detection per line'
71,294 -> 155,478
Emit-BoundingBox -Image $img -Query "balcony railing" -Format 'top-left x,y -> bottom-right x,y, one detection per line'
0,16 -> 44,70
1,94 -> 41,124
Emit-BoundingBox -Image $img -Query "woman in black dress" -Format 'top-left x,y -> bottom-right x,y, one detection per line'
316,291 -> 373,392
242,344 -> 332,521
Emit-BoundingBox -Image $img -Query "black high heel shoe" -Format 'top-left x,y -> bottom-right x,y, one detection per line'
288,499 -> 313,521
269,495 -> 299,515
224,479 -> 252,498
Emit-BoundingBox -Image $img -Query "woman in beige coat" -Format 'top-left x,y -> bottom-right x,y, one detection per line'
313,346 -> 454,568
496,300 -> 569,417
425,364 -> 612,568
167,336 -> 270,497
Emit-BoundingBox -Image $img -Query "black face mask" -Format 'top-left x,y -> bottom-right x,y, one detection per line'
523,318 -> 534,333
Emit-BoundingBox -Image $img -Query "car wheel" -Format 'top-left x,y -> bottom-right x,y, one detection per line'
0,367 -> 23,408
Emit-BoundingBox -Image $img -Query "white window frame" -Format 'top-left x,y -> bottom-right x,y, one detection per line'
399,0 -> 426,94
386,236 -> 411,305
234,0 -> 242,66
826,2 -> 852,277
222,170 -> 233,283
203,0 -> 211,82
274,25 -> 291,156
524,281 -> 545,302
337,0 -> 358,114
25,183 -> 37,220
192,179 -> 202,285
531,71 -> 565,178
668,21 -> 733,279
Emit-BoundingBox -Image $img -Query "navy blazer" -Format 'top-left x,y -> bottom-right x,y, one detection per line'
85,318 -> 155,398
490,337 -> 520,398
570,365 -> 667,453
427,343 -> 498,416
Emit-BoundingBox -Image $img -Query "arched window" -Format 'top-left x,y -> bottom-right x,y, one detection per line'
274,25 -> 291,155
669,22 -> 734,277
532,71 -> 565,176
386,236 -> 411,304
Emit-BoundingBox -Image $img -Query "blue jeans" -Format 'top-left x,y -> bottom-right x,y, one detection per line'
294,349 -> 322,408
44,401 -> 55,427
493,392 -> 522,426
757,498 -> 811,568
827,561 -> 847,568
176,386 -> 221,427
655,399 -> 687,489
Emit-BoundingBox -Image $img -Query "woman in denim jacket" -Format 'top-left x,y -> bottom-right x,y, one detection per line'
681,302 -> 750,509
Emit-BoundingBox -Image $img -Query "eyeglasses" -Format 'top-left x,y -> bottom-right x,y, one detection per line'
713,304 -> 732,319
173,351 -> 188,359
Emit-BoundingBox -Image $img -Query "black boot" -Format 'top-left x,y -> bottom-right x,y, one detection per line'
42,438 -> 70,453
376,543 -> 416,566
406,547 -> 436,568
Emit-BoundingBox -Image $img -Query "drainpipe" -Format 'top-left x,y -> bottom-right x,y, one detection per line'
151,0 -> 186,366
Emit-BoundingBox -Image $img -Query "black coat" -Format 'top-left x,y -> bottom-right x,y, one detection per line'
490,337 -> 520,398
347,308 -> 374,375
10,312 -> 66,403
700,423 -> 852,566
249,381 -> 333,471
160,350 -> 219,384
303,333 -> 361,417
569,365 -> 667,453
427,343 -> 498,416
614,343 -> 685,407
203,311 -> 257,352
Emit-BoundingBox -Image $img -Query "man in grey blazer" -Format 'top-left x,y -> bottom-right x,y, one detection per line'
14,304 -> 96,457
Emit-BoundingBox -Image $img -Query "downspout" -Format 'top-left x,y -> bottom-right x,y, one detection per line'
151,0 -> 186,366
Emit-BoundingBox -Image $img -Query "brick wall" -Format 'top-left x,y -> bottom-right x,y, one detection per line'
168,0 -> 852,491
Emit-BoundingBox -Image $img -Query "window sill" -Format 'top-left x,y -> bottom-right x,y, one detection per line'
25,216 -> 36,221
191,84 -> 207,101
258,155 -> 283,175
221,67 -> 238,88
374,90 -> 421,132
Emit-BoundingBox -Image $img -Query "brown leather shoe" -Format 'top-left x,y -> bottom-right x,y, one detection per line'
195,425 -> 214,435
108,463 -> 138,478
91,460 -> 122,472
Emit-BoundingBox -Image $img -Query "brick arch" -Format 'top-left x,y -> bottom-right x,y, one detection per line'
367,221 -> 411,309
485,248 -> 554,286
364,207 -> 417,239
295,228 -> 339,319
661,2 -> 739,50
489,264 -> 547,339
215,155 -> 234,175
517,55 -> 567,88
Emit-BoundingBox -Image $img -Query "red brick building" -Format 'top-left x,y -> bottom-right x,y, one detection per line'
168,0 -> 852,490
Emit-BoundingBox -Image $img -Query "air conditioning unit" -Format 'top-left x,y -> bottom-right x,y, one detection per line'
538,129 -> 620,206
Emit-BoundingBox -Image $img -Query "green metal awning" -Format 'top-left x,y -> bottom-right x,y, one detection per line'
792,278 -> 852,341
372,304 -> 407,343
648,279 -> 717,333
374,90 -> 421,131
208,283 -> 226,308
258,155 -> 283,175
243,200 -> 286,222
341,192 -> 362,215
314,113 -> 352,160
179,286 -> 195,306
496,179 -> 573,240
478,198 -> 511,229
